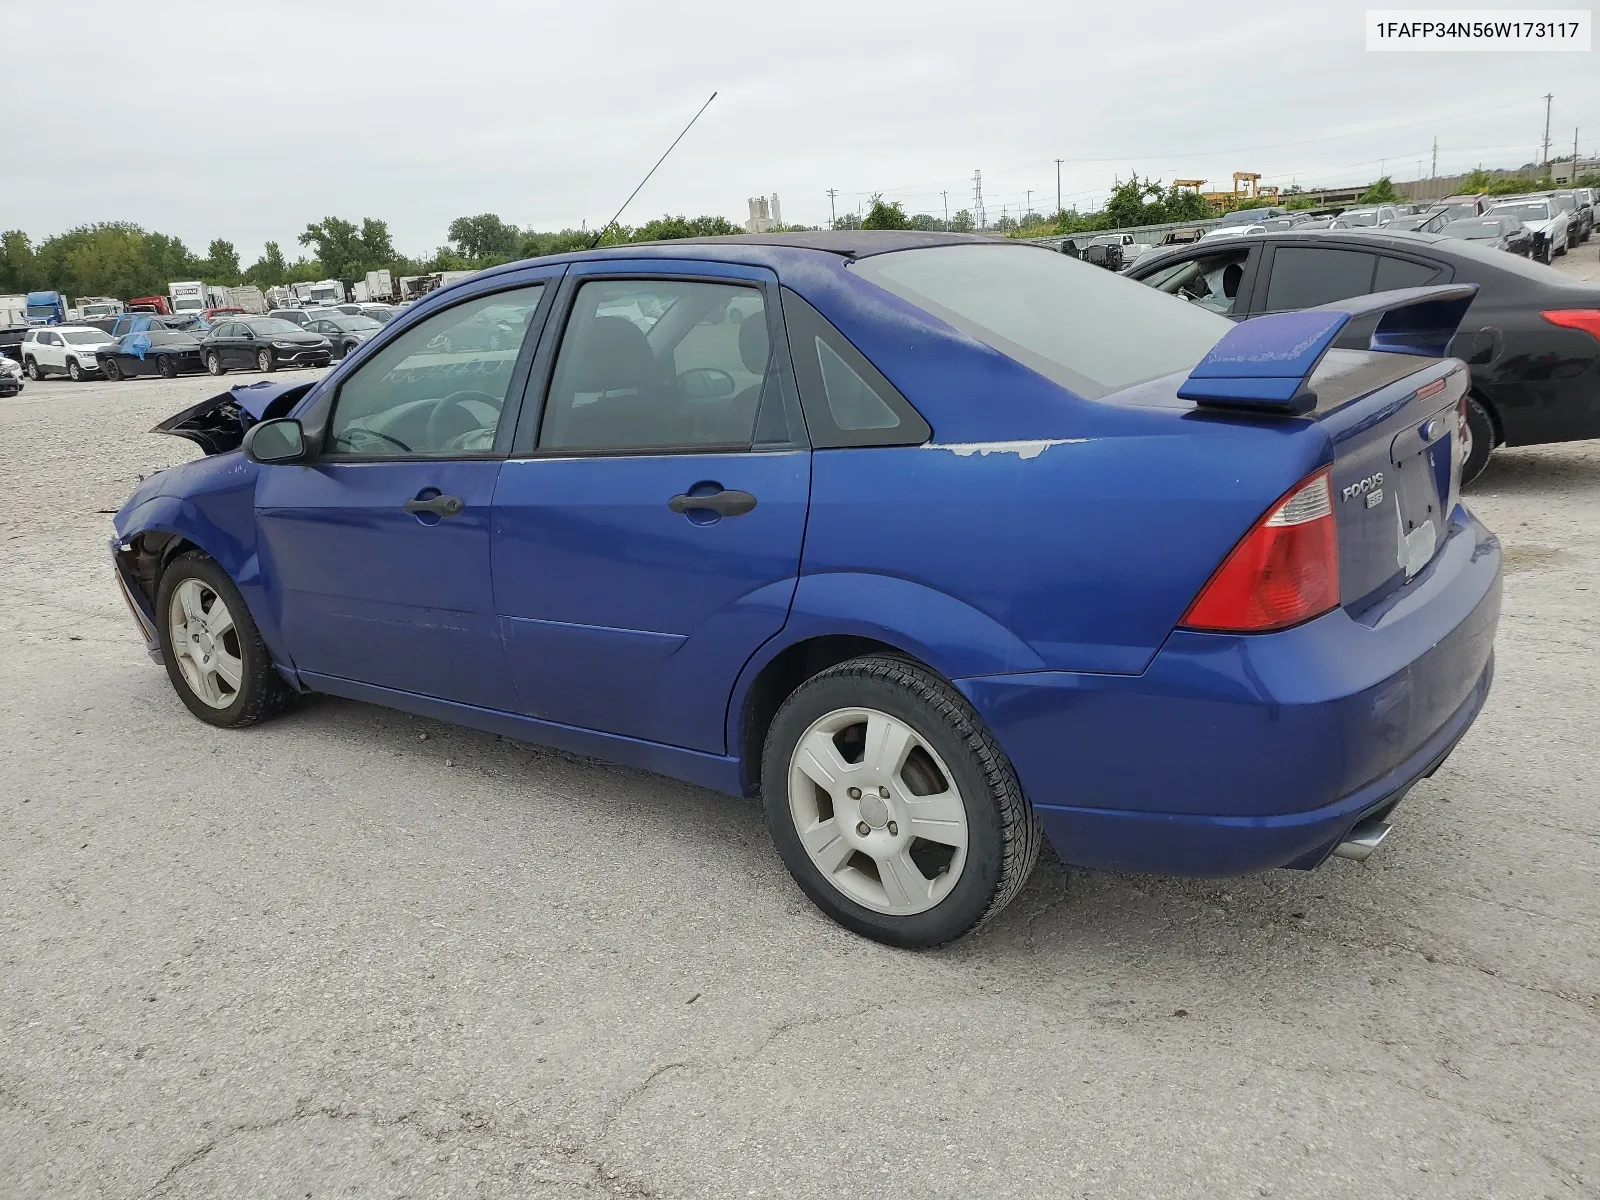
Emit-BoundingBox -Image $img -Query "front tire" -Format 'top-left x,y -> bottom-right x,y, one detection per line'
67,359 -> 84,382
156,552 -> 291,728
206,351 -> 225,376
157,356 -> 177,379
102,359 -> 122,381
762,655 -> 1042,948
257,348 -> 275,373
1461,395 -> 1496,485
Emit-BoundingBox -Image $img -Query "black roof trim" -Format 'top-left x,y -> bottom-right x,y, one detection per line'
621,230 -> 1014,258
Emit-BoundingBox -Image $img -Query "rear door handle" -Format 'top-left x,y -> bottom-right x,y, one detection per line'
668,489 -> 757,517
404,494 -> 465,518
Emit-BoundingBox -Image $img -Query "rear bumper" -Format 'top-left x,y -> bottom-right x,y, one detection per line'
958,508 -> 1501,876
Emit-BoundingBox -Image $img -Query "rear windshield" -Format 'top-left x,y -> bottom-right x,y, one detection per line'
853,244 -> 1231,399
63,331 -> 105,345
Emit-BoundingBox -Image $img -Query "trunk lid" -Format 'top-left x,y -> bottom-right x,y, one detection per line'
1176,284 -> 1478,615
1308,350 -> 1466,611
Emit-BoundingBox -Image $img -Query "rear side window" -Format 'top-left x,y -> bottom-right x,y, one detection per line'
1374,256 -> 1442,290
1263,248 -> 1377,310
539,278 -> 772,453
780,289 -> 931,447
853,243 -> 1232,399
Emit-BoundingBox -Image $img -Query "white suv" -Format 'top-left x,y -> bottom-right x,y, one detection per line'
21,326 -> 116,381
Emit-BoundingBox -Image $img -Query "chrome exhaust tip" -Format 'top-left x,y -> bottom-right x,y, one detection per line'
1331,819 -> 1391,862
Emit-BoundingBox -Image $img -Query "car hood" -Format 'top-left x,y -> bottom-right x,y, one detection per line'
1517,216 -> 1559,233
151,380 -> 315,455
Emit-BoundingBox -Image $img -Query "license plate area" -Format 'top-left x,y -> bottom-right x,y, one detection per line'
1388,406 -> 1456,581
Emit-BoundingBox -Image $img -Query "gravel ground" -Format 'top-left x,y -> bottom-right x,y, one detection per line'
3,247 -> 1598,1199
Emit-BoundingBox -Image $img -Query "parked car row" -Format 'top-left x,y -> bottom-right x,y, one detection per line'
4,299 -> 418,386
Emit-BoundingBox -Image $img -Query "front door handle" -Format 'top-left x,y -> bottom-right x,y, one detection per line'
668,489 -> 757,517
404,494 -> 465,518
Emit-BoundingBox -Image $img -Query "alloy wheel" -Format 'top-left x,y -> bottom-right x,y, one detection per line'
207,353 -> 223,375
786,706 -> 969,916
166,578 -> 243,709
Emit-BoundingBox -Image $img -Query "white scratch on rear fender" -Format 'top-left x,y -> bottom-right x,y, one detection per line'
927,438 -> 1086,460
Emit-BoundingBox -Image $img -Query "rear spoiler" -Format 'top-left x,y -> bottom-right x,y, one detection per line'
1177,284 -> 1479,415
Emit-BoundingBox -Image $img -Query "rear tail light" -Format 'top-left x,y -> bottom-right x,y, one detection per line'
1541,310 -> 1600,341
1180,468 -> 1339,633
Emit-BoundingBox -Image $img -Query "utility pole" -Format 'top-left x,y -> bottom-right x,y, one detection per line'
1026,189 -> 1033,221
1542,93 -> 1553,169
1430,137 -> 1437,199
941,191 -> 949,226
1055,158 -> 1063,215
973,170 -> 986,230
826,189 -> 838,230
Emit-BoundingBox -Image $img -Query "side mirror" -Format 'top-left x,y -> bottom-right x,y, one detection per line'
243,418 -> 308,464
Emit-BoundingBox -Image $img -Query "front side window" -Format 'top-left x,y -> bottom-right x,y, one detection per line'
540,279 -> 771,452
854,243 -> 1231,399
327,285 -> 545,457
1263,248 -> 1378,311
1140,249 -> 1250,315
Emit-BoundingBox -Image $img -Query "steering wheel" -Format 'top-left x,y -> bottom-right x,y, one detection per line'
425,390 -> 502,448
340,427 -> 413,453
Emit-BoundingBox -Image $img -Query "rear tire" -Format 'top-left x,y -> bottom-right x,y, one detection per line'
762,655 -> 1042,948
206,352 -> 225,376
25,358 -> 41,381
1461,395 -> 1496,485
156,552 -> 292,728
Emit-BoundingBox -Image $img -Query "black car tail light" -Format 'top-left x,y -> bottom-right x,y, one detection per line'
1541,310 -> 1600,342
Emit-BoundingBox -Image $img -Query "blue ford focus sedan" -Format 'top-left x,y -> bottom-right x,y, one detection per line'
112,232 -> 1501,947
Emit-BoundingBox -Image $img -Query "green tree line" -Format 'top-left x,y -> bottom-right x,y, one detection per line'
0,212 -> 761,301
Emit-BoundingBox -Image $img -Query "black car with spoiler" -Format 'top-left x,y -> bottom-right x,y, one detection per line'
1125,227 -> 1600,481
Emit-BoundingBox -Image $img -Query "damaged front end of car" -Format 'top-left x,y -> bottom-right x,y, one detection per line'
152,379 -> 314,455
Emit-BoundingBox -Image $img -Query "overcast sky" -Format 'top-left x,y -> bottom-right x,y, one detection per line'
7,0 -> 1597,262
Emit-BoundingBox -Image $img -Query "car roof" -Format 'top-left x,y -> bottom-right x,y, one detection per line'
498,230 -> 1012,271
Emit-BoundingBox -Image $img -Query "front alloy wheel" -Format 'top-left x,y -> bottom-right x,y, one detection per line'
156,552 -> 291,727
167,578 -> 244,710
763,655 -> 1042,947
68,359 -> 83,382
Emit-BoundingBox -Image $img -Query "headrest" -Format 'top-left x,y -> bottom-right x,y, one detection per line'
738,314 -> 770,376
563,316 -> 653,393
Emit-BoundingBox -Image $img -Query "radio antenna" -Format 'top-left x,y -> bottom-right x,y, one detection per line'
589,91 -> 718,249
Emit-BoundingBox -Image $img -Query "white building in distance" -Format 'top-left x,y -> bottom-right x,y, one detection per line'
745,194 -> 783,233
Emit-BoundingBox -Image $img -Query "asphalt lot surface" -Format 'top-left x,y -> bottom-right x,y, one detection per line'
3,248 -> 1598,1200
